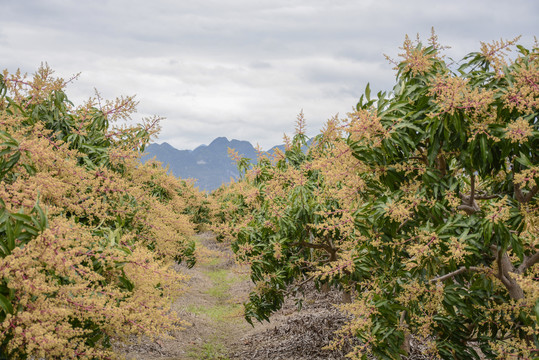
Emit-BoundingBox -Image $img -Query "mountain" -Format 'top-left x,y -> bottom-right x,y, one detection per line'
140,137 -> 259,192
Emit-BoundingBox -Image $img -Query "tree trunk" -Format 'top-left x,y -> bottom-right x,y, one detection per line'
496,250 -> 525,300
342,290 -> 352,303
321,283 -> 330,293
400,311 -> 411,355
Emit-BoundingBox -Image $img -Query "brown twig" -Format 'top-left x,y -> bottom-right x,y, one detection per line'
430,266 -> 483,283
515,184 -> 538,203
517,251 -> 539,274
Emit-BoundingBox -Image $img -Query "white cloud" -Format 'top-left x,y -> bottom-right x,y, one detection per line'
1,0 -> 537,149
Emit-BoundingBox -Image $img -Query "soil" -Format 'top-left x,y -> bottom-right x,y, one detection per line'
117,233 -> 431,360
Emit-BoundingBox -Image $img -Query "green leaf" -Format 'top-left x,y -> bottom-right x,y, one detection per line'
86,330 -> 104,347
31,200 -> 48,231
516,152 -> 533,168
10,213 -> 32,223
365,83 -> 371,102
516,45 -> 529,55
119,276 -> 134,291
483,221 -> 493,245
480,136 -> 488,166
427,136 -> 442,166
0,294 -> 13,315
5,221 -> 14,255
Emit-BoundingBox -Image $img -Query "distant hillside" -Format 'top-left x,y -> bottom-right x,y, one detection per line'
140,137 -> 260,192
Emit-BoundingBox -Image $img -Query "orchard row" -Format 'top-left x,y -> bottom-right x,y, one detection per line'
0,33 -> 537,359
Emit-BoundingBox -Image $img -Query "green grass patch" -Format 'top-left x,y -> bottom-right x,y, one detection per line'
203,268 -> 248,301
186,303 -> 242,322
204,269 -> 232,300
204,256 -> 223,267
186,337 -> 230,360
206,268 -> 229,282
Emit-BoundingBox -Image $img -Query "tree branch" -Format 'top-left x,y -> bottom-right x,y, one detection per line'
457,176 -> 500,214
514,183 -> 538,203
430,266 -> 483,283
457,204 -> 478,215
492,248 -> 525,300
290,241 -> 333,253
470,173 -> 475,204
399,310 -> 411,354
495,248 -> 512,289
474,194 -> 499,200
458,186 -> 481,214
517,251 -> 539,274
397,219 -> 410,232
295,274 -> 316,289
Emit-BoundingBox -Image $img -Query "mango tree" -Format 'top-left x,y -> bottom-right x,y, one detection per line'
0,66 -> 200,359
221,35 -> 538,359
338,35 -> 538,359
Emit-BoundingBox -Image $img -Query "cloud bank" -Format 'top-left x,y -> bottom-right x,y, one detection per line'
1,0 -> 537,149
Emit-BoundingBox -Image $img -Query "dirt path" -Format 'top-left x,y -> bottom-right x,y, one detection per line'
117,233 -> 361,360
117,233 -> 433,360
118,232 -> 254,360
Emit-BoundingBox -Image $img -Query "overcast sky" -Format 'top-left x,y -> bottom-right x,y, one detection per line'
1,0 -> 537,150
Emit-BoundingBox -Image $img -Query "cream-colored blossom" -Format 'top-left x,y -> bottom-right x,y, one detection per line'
505,117 -> 533,143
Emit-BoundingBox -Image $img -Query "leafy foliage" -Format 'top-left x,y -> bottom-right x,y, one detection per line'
0,65 -> 204,359
215,34 -> 539,359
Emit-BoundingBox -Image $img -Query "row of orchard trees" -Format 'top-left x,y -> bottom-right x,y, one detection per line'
0,66 -> 208,359
213,34 -> 538,359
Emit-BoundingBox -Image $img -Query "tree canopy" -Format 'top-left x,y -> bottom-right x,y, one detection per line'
213,33 -> 539,359
0,65 -> 205,359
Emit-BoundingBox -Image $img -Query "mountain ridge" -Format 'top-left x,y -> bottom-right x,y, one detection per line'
141,137 -> 279,192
